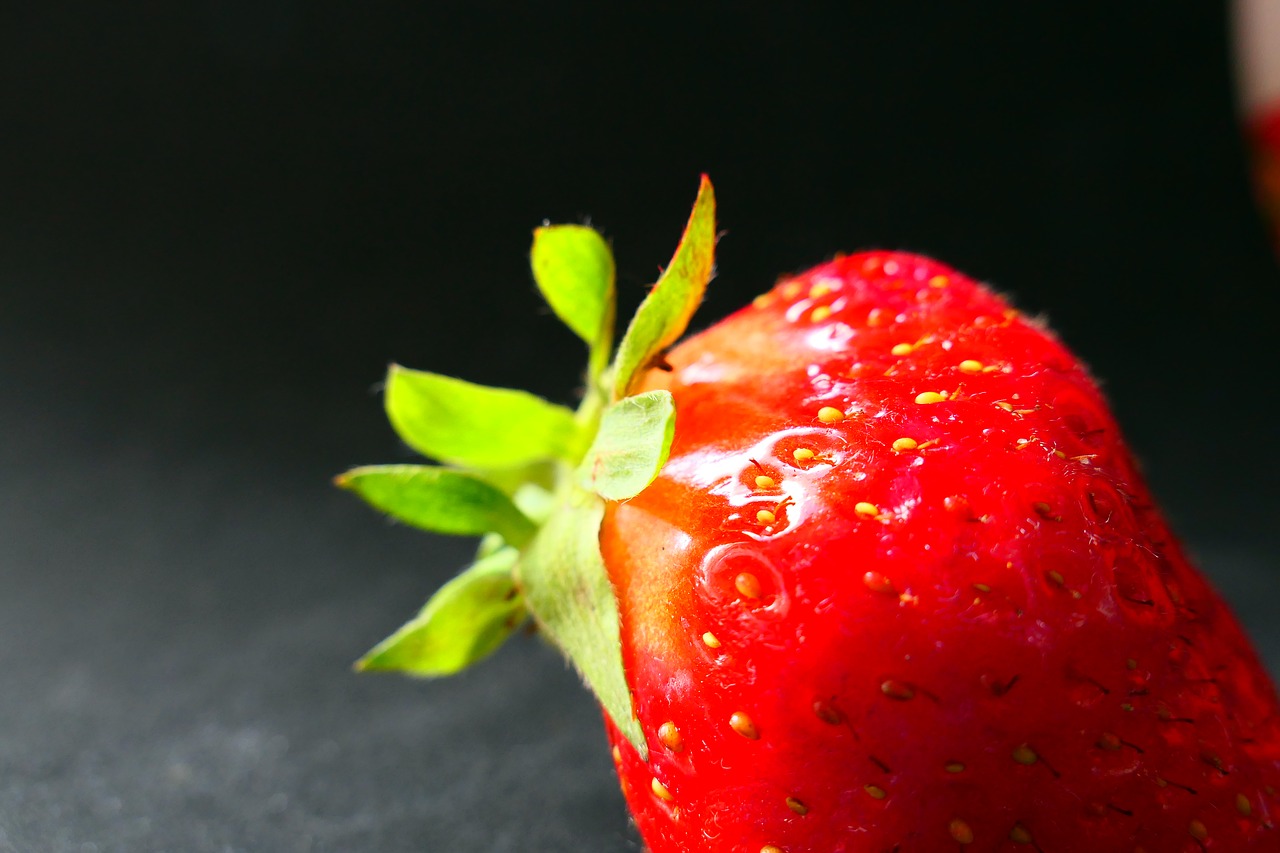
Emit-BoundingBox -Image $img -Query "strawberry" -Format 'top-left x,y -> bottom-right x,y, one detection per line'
339,177 -> 1280,851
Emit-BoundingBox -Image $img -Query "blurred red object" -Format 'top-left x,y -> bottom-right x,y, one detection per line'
1248,108 -> 1280,240
1236,0 -> 1280,245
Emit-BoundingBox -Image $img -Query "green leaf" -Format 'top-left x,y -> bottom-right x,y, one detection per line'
356,547 -> 525,676
612,175 -> 716,399
465,460 -> 557,500
578,390 -> 676,501
518,489 -> 647,758
336,465 -> 537,547
385,365 -> 585,469
530,224 -> 616,381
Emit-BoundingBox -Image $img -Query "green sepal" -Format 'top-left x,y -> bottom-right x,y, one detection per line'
611,175 -> 716,399
517,489 -> 647,758
336,464 -> 537,548
356,547 -> 525,676
578,390 -> 676,501
385,365 -> 585,469
342,177 -> 722,758
530,224 -> 616,382
466,460 -> 556,500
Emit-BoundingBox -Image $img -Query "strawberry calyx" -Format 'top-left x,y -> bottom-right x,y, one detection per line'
336,176 -> 716,756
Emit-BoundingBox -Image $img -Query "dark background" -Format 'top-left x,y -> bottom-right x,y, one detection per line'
2,4 -> 1277,852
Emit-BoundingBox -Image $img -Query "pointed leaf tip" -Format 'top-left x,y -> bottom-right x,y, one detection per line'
356,548 -> 526,677
612,177 -> 716,399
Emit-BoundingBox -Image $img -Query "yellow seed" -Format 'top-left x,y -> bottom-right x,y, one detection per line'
1012,744 -> 1037,765
810,305 -> 832,323
817,406 -> 845,423
611,745 -> 622,764
1097,732 -> 1122,751
929,274 -> 950,288
1189,819 -> 1208,841
1009,823 -> 1033,844
996,401 -> 1014,411
702,631 -> 721,648
813,700 -> 843,725
915,391 -> 946,405
1237,793 -> 1253,816
881,679 -> 915,701
809,282 -> 833,298
973,583 -> 992,593
753,293 -> 775,309
1046,570 -> 1065,587
891,342 -> 914,356
949,819 -> 974,844
781,281 -> 804,299
863,571 -> 895,594
958,359 -> 984,374
892,437 -> 918,452
657,721 -> 683,752
793,447 -> 816,462
651,777 -> 674,801
761,847 -> 784,853
756,509 -> 776,525
855,501 -> 879,518
734,572 -> 762,599
945,762 -> 965,773
864,784 -> 887,799
729,711 -> 759,739
785,796 -> 809,815
866,308 -> 886,326
755,474 -> 777,489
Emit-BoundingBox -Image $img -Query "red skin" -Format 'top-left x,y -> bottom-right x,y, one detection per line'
1248,101 -> 1280,251
599,252 -> 1280,852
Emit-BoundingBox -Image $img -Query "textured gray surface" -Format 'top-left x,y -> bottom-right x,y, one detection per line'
0,412 -> 639,853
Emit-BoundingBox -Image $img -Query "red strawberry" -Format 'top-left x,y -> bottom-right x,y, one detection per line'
339,177 -> 1280,852
601,250 -> 1280,851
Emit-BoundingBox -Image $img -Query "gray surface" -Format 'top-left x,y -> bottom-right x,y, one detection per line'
0,405 -> 640,853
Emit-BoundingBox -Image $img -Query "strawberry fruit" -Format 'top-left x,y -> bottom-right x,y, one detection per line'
339,177 -> 1280,851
